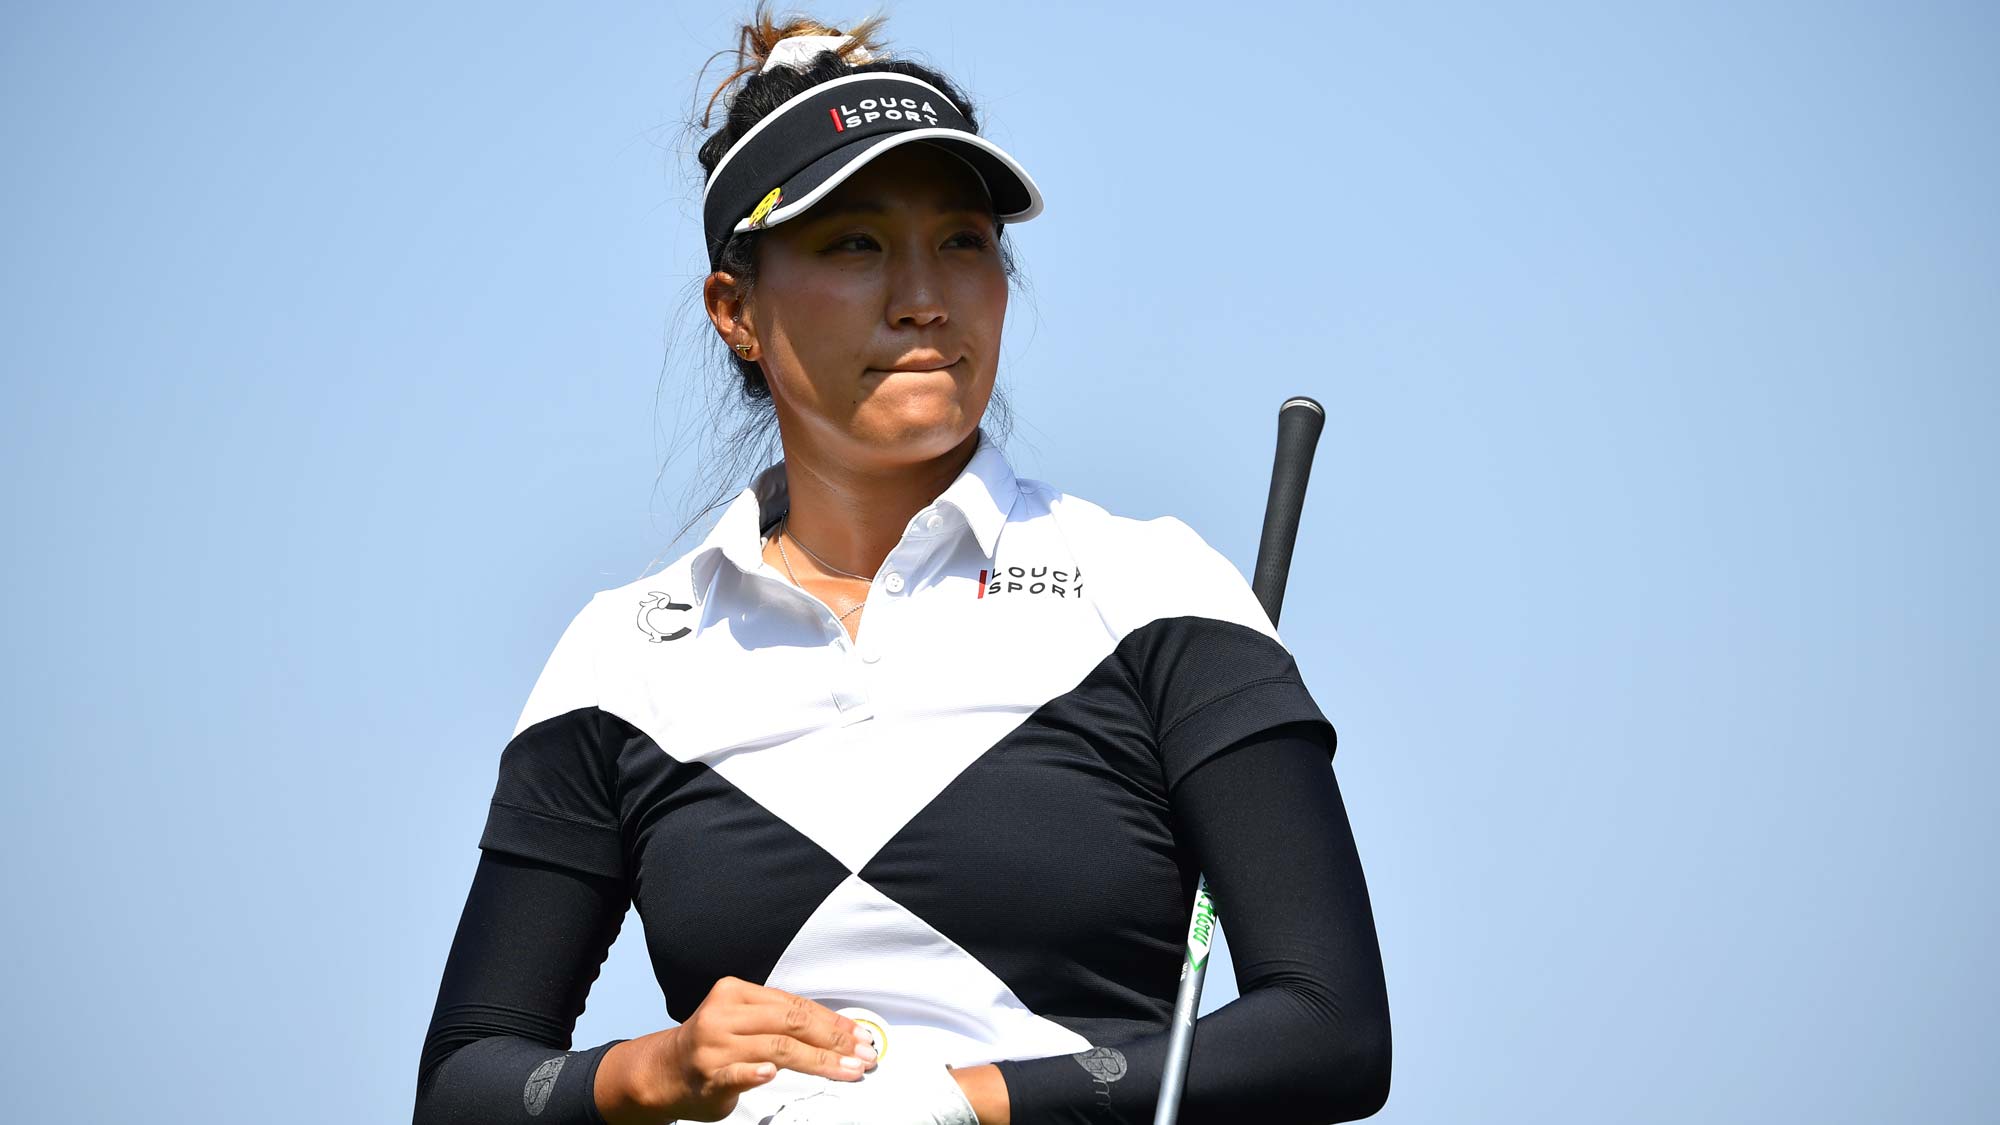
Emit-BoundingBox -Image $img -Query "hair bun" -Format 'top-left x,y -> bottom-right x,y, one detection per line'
703,5 -> 888,123
760,34 -> 874,74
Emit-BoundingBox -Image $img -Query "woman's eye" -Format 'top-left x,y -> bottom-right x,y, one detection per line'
821,231 -> 990,253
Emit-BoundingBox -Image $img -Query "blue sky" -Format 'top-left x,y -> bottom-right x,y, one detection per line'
2,2 -> 1994,1121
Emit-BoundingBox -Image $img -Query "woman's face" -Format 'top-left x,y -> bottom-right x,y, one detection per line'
709,144 -> 1009,473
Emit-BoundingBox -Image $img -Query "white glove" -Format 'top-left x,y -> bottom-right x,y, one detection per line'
763,1008 -> 977,1125
763,1063 -> 977,1125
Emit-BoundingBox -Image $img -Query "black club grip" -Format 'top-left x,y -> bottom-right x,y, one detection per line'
1250,396 -> 1326,627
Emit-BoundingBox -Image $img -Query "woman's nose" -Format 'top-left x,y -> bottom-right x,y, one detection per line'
886,256 -> 948,328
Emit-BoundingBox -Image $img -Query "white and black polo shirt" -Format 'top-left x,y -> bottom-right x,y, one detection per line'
479,431 -> 1333,1122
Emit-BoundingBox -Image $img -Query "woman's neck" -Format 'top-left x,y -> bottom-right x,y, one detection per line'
778,430 -> 981,577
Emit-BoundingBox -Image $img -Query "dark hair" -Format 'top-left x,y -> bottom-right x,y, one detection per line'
654,6 -> 1027,555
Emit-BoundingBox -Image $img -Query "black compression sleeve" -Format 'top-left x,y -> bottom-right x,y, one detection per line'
994,721 -> 1392,1124
413,851 -> 632,1125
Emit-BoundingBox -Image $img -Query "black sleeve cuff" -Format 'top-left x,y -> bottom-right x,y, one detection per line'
479,801 -> 625,882
1118,616 -> 1336,791
478,706 -> 625,881
414,1036 -> 626,1125
1159,676 -> 1334,791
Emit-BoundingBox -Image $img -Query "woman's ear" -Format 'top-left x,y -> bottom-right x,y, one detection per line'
703,272 -> 757,355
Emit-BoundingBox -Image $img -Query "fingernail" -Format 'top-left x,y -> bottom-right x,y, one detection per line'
841,1056 -> 866,1071
855,1043 -> 879,1061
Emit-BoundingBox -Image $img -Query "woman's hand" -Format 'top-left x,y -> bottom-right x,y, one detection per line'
595,976 -> 878,1123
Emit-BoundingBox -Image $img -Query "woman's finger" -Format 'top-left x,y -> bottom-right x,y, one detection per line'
706,1060 -> 780,1097
746,1031 -> 871,1081
741,988 -> 875,1062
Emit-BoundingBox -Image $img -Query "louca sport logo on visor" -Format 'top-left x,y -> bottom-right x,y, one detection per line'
829,95 -> 943,131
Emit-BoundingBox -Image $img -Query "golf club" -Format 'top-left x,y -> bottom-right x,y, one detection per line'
1152,394 -> 1326,1125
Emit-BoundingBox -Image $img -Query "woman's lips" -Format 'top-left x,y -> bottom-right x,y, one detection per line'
871,356 -> 961,374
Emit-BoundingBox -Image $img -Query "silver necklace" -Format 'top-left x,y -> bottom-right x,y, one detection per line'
774,515 -> 867,622
780,515 -> 874,581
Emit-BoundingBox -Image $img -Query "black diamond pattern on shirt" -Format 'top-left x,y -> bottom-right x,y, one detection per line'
483,619 -> 1325,1039
605,712 -> 855,1021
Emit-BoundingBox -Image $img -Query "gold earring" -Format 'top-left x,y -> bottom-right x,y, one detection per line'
734,343 -> 754,356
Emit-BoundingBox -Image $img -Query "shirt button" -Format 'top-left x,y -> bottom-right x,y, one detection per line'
883,572 -> 906,594
861,646 -> 882,664
924,513 -> 944,531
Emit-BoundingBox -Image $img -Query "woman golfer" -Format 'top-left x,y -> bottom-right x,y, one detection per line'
415,11 -> 1390,1124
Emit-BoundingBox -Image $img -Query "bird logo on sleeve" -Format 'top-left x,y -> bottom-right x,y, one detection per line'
636,592 -> 693,642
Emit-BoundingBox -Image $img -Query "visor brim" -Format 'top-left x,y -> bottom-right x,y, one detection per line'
732,128 -> 1044,236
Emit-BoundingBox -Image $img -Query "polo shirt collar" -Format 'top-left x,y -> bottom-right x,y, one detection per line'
686,429 -> 1019,606
935,430 -> 1017,560
688,458 -> 788,606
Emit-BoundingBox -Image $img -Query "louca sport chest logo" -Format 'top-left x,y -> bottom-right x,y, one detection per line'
636,592 -> 692,642
829,96 -> 942,132
977,564 -> 1083,600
